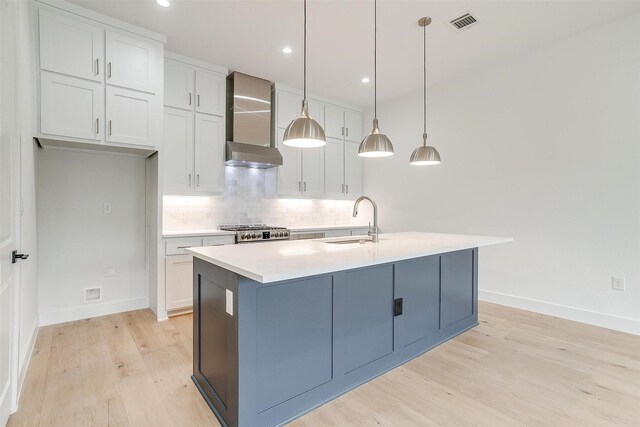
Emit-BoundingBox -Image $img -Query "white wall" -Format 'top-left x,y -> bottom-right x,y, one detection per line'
37,149 -> 148,325
364,14 -> 640,334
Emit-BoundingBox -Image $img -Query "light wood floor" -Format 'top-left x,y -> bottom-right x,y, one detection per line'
8,302 -> 640,427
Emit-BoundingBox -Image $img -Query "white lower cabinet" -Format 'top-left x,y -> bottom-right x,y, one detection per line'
40,71 -> 103,141
165,254 -> 194,312
164,234 -> 234,314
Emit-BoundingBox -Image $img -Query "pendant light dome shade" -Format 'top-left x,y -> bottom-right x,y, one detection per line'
283,100 -> 326,148
282,0 -> 326,148
359,119 -> 394,157
410,134 -> 441,165
358,0 -> 394,158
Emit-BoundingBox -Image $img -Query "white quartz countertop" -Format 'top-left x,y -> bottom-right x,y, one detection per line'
162,230 -> 235,238
187,232 -> 513,284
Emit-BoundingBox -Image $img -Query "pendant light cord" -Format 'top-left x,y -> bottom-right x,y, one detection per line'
303,0 -> 307,101
374,0 -> 377,119
423,20 -> 426,139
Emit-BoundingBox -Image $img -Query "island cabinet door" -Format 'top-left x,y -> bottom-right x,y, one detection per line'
334,265 -> 396,380
440,249 -> 478,329
393,255 -> 441,351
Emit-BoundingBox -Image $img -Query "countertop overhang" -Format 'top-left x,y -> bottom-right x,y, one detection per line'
187,232 -> 513,283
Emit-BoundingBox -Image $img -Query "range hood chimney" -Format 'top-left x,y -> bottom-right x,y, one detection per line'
225,72 -> 282,168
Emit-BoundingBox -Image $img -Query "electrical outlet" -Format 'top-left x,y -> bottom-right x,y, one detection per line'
103,202 -> 112,214
84,287 -> 102,303
103,265 -> 116,277
612,276 -> 625,291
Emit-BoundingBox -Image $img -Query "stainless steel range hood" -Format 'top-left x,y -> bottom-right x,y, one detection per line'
225,72 -> 282,168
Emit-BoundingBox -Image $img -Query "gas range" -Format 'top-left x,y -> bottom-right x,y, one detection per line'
219,224 -> 290,243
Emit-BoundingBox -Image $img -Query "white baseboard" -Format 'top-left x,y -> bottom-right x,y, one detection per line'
479,290 -> 640,336
17,318 -> 39,400
39,297 -> 148,326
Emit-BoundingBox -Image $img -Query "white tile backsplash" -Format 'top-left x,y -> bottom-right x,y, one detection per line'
163,166 -> 369,232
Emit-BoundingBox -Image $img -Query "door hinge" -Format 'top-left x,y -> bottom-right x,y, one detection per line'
394,298 -> 403,316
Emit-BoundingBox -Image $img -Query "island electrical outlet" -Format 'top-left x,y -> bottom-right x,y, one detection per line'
612,276 -> 625,291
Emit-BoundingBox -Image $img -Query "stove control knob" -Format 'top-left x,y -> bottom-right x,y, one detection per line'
240,234 -> 246,240
252,233 -> 257,238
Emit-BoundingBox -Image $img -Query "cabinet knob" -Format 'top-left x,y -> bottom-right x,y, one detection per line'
189,93 -> 192,105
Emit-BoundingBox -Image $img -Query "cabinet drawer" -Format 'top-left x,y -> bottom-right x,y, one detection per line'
165,237 -> 203,255
202,235 -> 235,246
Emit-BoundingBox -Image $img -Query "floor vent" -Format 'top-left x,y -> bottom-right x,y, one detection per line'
449,12 -> 478,31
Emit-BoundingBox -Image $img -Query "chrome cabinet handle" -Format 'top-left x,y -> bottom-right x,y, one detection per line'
346,127 -> 349,137
197,174 -> 200,186
341,126 -> 344,136
96,58 -> 99,75
177,246 -> 192,249
346,184 -> 349,194
341,184 -> 344,194
298,181 -> 301,192
108,120 -> 112,136
189,93 -> 192,105
96,118 -> 99,134
188,173 -> 192,186
107,62 -> 112,78
197,94 -> 200,107
303,182 -> 307,192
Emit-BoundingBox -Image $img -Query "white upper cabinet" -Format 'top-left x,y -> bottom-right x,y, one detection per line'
105,30 -> 160,94
344,110 -> 363,142
344,141 -> 363,198
195,69 -> 225,116
164,60 -> 194,110
39,9 -> 104,82
194,114 -> 225,193
324,104 -> 345,139
276,128 -> 303,197
105,86 -> 156,147
301,147 -> 325,197
276,91 -> 302,129
324,137 -> 345,199
164,108 -> 194,194
40,71 -> 103,141
272,85 -> 363,200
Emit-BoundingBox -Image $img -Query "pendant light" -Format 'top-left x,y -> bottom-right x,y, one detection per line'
358,0 -> 394,157
410,17 -> 441,166
283,0 -> 326,148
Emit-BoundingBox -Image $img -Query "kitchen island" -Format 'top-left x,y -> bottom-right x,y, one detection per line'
188,232 -> 511,427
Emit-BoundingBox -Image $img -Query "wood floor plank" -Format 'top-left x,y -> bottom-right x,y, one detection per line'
8,303 -> 640,427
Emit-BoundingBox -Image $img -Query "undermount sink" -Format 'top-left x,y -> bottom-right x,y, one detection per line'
322,236 -> 375,244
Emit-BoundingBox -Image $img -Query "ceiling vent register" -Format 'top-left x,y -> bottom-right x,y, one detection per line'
449,13 -> 478,31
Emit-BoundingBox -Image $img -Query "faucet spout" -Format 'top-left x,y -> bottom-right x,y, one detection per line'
352,196 -> 379,243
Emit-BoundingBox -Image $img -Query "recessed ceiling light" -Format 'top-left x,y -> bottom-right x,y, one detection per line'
361,77 -> 370,83
282,47 -> 293,54
156,0 -> 170,7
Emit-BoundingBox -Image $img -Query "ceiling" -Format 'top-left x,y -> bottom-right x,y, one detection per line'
68,0 -> 640,108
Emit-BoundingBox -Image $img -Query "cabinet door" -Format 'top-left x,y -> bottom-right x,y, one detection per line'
164,108 -> 194,194
106,86 -> 156,147
194,114 -> 225,193
276,91 -> 302,129
308,100 -> 325,129
301,146 -> 324,198
324,104 -> 344,139
324,137 -> 344,199
394,256 -> 440,349
166,254 -> 194,311
106,30 -> 159,93
343,141 -> 363,198
195,69 -> 225,116
40,72 -> 103,141
39,9 -> 104,82
165,60 -> 194,110
344,110 -> 363,143
441,249 -> 475,328
276,128 -> 302,197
